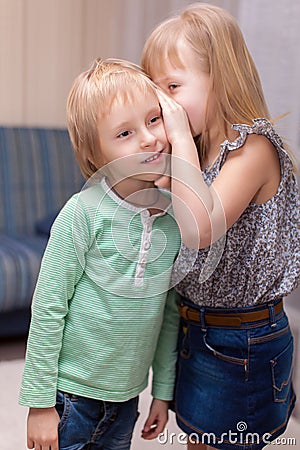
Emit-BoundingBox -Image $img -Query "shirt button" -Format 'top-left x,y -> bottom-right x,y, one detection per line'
144,241 -> 151,250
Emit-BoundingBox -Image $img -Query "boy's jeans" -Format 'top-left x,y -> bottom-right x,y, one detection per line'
55,390 -> 139,450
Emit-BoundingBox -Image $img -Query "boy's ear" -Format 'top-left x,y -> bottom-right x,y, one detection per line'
88,153 -> 106,172
87,157 -> 99,172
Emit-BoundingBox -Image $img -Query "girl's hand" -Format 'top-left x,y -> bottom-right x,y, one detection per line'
27,407 -> 60,450
157,90 -> 192,145
141,398 -> 169,440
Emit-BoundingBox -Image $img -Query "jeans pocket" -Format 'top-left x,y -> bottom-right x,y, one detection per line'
203,333 -> 246,367
271,336 -> 294,403
55,391 -> 71,431
179,323 -> 191,359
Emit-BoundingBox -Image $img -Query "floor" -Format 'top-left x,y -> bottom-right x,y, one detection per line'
1,337 -> 300,449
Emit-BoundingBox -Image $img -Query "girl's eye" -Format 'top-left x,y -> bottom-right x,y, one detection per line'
117,130 -> 130,138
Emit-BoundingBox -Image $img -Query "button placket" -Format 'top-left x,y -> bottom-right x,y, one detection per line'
134,212 -> 155,287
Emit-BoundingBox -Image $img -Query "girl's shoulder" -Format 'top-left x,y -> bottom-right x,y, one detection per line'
207,119 -> 285,210
228,132 -> 277,166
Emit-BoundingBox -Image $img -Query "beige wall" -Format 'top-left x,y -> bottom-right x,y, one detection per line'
1,0 -> 84,126
239,0 -> 300,158
0,0 -> 238,127
2,0 -> 298,137
0,0 -> 188,127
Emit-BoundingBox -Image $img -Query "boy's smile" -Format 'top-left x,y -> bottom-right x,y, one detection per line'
141,148 -> 164,164
97,90 -> 170,197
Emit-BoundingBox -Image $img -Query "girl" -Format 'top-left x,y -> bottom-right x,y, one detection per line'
142,3 -> 300,450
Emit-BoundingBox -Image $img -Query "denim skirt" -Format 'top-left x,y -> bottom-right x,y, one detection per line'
175,298 -> 295,450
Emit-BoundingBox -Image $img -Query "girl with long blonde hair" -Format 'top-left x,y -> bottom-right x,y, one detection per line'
142,3 -> 300,449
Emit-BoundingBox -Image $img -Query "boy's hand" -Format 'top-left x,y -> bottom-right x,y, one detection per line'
141,398 -> 169,440
27,407 -> 60,450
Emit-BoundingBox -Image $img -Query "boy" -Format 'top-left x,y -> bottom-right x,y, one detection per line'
19,58 -> 181,450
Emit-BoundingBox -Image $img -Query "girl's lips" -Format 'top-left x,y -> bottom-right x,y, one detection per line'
142,149 -> 164,164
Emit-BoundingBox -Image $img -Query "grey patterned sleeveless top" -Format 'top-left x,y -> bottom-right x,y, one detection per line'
172,118 -> 300,308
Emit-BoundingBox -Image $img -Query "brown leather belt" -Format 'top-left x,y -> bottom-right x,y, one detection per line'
178,300 -> 283,327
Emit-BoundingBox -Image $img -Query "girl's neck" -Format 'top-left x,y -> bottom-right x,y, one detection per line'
200,129 -> 223,169
202,125 -> 239,168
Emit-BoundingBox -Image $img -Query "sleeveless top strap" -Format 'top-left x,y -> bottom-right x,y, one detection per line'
217,118 -> 293,174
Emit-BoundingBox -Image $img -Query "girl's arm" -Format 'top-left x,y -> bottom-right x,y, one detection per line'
158,90 -> 280,249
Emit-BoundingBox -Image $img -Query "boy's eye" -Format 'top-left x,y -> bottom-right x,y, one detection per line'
149,115 -> 161,125
168,83 -> 179,91
117,130 -> 130,138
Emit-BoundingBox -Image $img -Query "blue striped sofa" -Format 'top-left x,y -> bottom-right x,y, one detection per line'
0,126 -> 84,338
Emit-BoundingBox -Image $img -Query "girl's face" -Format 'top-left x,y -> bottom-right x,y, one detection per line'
152,42 -> 213,138
97,90 -> 170,187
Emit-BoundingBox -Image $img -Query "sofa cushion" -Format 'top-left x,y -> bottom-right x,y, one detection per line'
0,308 -> 31,338
0,235 -> 48,313
35,211 -> 59,237
0,127 -> 84,236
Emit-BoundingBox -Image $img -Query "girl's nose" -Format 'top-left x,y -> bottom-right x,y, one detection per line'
140,129 -> 157,148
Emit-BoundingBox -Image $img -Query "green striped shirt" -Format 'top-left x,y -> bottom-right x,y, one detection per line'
19,179 -> 181,408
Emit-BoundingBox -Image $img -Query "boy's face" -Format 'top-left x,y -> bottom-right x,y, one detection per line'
97,91 -> 170,184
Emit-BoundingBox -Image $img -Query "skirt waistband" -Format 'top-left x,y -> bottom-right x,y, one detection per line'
178,298 -> 283,327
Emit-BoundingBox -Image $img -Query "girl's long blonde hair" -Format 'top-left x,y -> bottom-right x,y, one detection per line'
142,3 -> 273,164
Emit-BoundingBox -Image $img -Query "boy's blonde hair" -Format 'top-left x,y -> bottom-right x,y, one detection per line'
67,58 -> 157,179
141,3 -> 271,163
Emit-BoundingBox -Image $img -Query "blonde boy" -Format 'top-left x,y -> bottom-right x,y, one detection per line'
19,58 -> 180,450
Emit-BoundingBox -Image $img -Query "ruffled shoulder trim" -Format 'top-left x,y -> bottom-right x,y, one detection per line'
231,118 -> 284,149
218,118 -> 293,172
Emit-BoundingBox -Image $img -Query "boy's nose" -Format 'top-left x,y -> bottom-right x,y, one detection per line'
140,129 -> 157,148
